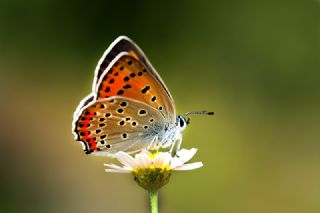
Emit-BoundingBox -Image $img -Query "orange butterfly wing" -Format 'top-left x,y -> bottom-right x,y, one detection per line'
93,36 -> 172,97
94,53 -> 175,122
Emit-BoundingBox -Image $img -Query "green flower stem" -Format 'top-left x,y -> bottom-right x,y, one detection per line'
149,190 -> 158,213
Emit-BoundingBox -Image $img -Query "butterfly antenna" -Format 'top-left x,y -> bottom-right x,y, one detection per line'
183,110 -> 214,116
182,111 -> 214,125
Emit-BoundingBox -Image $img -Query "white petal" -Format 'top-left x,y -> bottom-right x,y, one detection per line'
135,153 -> 152,167
153,152 -> 171,167
105,168 -> 131,173
170,157 -> 184,169
175,148 -> 197,163
115,152 -> 139,168
174,162 -> 203,171
104,163 -> 131,172
139,149 -> 150,155
104,163 -> 126,169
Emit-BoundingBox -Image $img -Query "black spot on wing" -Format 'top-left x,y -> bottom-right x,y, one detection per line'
141,86 -> 150,94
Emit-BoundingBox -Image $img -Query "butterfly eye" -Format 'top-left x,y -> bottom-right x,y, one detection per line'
179,118 -> 185,127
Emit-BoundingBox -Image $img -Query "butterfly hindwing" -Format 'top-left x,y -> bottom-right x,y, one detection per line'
73,97 -> 165,155
73,94 -> 94,118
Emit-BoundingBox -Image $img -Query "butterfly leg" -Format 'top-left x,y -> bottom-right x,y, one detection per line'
169,140 -> 175,153
176,136 -> 182,151
169,135 -> 182,157
147,135 -> 159,150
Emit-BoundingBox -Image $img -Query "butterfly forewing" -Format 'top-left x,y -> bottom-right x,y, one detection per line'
94,53 -> 175,123
74,97 -> 165,155
94,36 -> 172,101
94,36 -> 146,86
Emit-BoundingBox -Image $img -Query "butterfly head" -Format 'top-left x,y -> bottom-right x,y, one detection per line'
176,115 -> 189,131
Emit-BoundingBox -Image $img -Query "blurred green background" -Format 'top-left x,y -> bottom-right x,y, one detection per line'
1,0 -> 320,212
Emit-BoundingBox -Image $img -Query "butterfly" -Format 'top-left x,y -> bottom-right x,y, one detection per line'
72,36 -> 213,157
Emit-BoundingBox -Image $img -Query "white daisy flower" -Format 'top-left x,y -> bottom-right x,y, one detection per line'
104,148 -> 203,191
105,148 -> 203,173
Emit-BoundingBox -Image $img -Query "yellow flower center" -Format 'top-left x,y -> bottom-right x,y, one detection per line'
132,166 -> 172,191
147,150 -> 159,159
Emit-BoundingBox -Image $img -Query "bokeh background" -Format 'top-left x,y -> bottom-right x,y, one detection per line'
1,0 -> 320,212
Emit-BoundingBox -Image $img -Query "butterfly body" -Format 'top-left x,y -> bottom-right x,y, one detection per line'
72,36 -> 191,157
